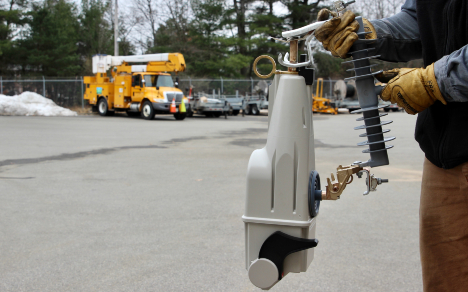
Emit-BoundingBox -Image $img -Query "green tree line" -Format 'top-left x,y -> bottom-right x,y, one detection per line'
0,0 -> 393,78
0,0 -> 134,77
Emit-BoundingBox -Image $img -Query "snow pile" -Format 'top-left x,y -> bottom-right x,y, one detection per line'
0,92 -> 77,116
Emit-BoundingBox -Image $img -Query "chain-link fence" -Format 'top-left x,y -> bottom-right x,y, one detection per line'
0,76 -> 341,109
0,77 -> 85,108
179,78 -> 339,100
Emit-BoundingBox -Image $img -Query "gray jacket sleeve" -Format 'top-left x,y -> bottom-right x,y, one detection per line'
369,0 -> 468,102
370,0 -> 422,62
435,47 -> 468,102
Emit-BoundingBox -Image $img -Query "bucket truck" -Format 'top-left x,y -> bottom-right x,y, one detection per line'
83,53 -> 188,120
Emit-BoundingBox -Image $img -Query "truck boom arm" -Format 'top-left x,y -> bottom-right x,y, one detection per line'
92,53 -> 186,74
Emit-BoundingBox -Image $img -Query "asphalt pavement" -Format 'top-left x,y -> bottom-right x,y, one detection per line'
0,111 -> 424,291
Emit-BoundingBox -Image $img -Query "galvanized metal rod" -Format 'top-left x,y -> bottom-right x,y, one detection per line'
114,0 -> 119,56
42,76 -> 45,97
81,76 -> 84,109
288,39 -> 298,72
250,77 -> 253,95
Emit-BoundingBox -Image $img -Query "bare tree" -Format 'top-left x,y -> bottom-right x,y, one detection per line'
355,0 -> 405,20
131,0 -> 162,51
165,0 -> 191,36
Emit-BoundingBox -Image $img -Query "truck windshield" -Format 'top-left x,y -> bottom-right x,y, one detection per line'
144,75 -> 174,88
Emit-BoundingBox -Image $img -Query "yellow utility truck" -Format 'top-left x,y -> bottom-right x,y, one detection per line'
312,78 -> 338,115
84,53 -> 188,120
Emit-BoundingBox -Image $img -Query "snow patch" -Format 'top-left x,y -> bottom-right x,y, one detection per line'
0,92 -> 77,116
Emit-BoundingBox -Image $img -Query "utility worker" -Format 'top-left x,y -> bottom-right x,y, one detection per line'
315,1 -> 468,291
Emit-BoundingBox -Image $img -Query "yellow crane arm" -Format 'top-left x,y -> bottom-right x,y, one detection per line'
146,53 -> 186,73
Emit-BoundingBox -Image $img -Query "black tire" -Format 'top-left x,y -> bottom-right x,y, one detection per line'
127,111 -> 139,117
174,113 -> 186,120
232,110 -> 240,116
97,98 -> 109,116
244,105 -> 251,115
391,108 -> 399,112
205,112 -> 213,117
141,101 -> 155,120
384,108 -> 390,112
251,104 -> 259,115
213,112 -> 221,118
187,108 -> 194,117
308,171 -> 321,218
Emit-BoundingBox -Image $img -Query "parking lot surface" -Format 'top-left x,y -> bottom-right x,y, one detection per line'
0,112 -> 423,291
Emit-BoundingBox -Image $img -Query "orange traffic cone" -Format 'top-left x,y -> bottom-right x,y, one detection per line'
170,98 -> 177,113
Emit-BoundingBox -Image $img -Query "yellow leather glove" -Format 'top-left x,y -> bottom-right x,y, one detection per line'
377,64 -> 447,115
315,9 -> 377,58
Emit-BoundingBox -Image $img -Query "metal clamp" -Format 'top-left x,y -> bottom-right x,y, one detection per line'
323,164 -> 363,200
334,0 -> 356,15
278,33 -> 315,69
357,170 -> 389,195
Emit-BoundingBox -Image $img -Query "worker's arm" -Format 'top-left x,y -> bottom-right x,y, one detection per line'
370,0 -> 422,62
377,46 -> 468,115
434,46 -> 468,102
372,0 -> 468,111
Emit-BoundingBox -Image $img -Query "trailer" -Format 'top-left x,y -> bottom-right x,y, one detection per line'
218,92 -> 245,116
187,92 -> 230,118
244,94 -> 268,115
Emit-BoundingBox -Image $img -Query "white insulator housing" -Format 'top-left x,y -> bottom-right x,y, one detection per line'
243,74 -> 317,289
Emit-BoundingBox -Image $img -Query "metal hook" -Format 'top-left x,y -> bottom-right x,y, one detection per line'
278,52 -> 311,68
358,169 -> 371,195
277,33 -> 315,69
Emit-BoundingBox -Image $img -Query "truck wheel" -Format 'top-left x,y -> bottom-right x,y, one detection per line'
232,110 -> 240,116
174,113 -> 186,120
213,112 -> 221,118
205,113 -> 213,117
98,98 -> 109,116
251,105 -> 259,115
141,101 -> 155,120
384,108 -> 390,112
187,109 -> 193,117
391,108 -> 399,112
244,105 -> 251,115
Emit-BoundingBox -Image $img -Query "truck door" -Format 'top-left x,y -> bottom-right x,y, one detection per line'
132,75 -> 144,102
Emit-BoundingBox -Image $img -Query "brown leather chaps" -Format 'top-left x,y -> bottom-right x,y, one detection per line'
420,158 -> 468,291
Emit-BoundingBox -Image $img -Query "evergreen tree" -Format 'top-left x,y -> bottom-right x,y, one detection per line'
78,0 -> 113,74
19,0 -> 81,76
0,0 -> 28,75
